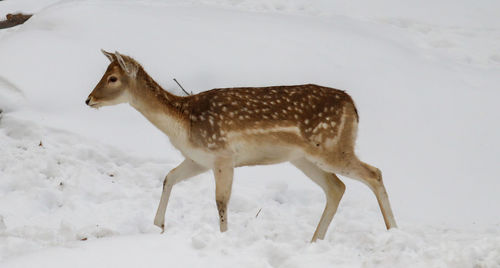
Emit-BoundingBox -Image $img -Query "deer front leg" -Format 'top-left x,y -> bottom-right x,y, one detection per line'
213,164 -> 234,232
154,158 -> 208,232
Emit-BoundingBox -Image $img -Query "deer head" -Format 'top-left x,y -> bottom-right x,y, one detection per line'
86,50 -> 138,108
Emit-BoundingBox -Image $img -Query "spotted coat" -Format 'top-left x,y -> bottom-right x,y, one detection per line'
179,84 -> 358,150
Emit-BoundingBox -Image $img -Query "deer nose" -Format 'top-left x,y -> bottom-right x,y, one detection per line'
85,96 -> 91,105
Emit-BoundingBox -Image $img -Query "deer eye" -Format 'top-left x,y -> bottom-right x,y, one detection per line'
108,76 -> 118,83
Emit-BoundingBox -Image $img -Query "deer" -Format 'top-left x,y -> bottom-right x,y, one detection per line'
86,50 -> 397,242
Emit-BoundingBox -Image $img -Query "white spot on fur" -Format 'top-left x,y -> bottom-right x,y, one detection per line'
227,125 -> 301,139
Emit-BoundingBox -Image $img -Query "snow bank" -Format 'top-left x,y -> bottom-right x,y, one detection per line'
0,0 -> 499,267
1,114 -> 498,267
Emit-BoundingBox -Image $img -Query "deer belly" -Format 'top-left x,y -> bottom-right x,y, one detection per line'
228,131 -> 305,166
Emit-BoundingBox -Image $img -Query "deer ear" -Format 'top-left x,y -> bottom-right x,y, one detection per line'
114,51 -> 138,77
101,49 -> 115,62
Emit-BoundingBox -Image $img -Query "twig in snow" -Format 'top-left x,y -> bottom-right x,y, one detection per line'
255,208 -> 262,218
173,78 -> 191,96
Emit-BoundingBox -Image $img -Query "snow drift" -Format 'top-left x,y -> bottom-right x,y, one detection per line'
0,0 -> 499,267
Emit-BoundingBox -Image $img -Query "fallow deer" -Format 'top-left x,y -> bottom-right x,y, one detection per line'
86,50 -> 397,242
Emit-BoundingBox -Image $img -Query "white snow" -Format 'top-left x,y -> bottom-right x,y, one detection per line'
0,0 -> 499,267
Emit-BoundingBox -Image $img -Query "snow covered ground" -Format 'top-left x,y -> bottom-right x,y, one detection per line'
0,0 -> 499,267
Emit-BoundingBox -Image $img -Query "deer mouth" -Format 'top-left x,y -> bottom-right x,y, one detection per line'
85,96 -> 101,109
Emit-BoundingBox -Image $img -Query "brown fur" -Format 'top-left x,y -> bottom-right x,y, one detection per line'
184,84 -> 358,150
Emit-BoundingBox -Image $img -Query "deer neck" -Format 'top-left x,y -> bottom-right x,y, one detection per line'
127,70 -> 189,145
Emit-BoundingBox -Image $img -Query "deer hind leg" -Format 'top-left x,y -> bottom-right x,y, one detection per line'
326,158 -> 397,230
154,158 -> 208,232
212,164 -> 234,232
291,158 -> 346,242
